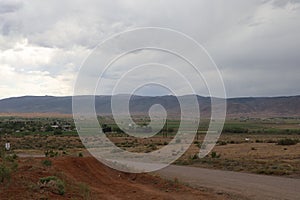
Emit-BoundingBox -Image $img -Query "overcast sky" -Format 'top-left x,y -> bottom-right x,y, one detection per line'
0,0 -> 300,99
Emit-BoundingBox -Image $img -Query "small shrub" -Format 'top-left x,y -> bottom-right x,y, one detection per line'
266,139 -> 276,143
277,139 -> 298,146
174,160 -> 191,165
42,160 -> 52,167
0,164 -> 11,183
40,176 -> 56,184
211,151 -> 221,158
211,151 -> 217,158
0,150 -> 18,184
39,176 -> 65,195
218,141 -> 227,146
45,150 -> 59,158
54,129 -> 63,135
5,155 -> 16,162
12,154 -> 18,160
190,154 -> 198,160
147,144 -> 158,151
78,152 -> 83,157
79,182 -> 91,200
0,149 -> 5,159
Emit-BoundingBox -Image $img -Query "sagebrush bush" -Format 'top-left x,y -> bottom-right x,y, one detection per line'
40,176 -> 65,195
211,151 -> 221,158
190,154 -> 198,160
277,139 -> 298,146
42,159 -> 52,167
218,141 -> 227,146
45,150 -> 59,157
0,149 -> 18,184
0,164 -> 11,183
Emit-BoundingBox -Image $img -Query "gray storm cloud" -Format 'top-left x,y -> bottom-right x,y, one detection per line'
0,0 -> 299,99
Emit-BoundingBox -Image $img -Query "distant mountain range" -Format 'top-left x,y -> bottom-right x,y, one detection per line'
0,95 -> 299,118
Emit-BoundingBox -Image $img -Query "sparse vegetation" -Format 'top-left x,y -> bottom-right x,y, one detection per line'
147,143 -> 157,151
190,154 -> 198,160
79,182 -> 91,200
277,138 -> 298,146
1,116 -> 300,178
0,149 -> 18,184
39,176 -> 65,195
45,150 -> 59,157
0,164 -> 11,183
42,159 -> 52,167
211,151 -> 221,158
218,141 -> 227,146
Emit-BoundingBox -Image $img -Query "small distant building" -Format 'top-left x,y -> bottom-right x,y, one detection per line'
51,125 -> 60,129
62,125 -> 71,131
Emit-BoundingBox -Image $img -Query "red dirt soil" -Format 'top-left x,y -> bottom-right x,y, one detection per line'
0,156 -> 232,200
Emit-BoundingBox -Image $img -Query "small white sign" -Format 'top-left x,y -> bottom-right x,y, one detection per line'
5,143 -> 10,151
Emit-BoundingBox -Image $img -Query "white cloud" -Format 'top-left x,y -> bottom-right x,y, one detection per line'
0,36 -> 90,99
0,38 -> 53,68
0,64 -> 77,99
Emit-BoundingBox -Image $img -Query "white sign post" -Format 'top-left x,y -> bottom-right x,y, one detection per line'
5,142 -> 10,151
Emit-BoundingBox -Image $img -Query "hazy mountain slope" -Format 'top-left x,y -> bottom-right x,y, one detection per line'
0,95 -> 299,117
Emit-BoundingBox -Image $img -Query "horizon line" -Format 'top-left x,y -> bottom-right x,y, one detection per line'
1,94 -> 300,101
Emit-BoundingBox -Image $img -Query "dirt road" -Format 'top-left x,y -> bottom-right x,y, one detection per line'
158,165 -> 300,200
